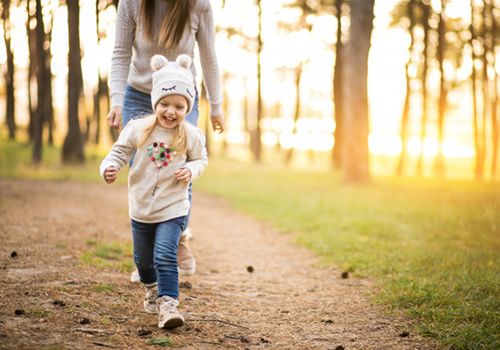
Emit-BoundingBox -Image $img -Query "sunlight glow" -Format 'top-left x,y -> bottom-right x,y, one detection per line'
0,0 -> 486,164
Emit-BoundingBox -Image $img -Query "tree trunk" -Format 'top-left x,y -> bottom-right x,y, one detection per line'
471,0 -> 483,180
63,0 -> 84,164
94,75 -> 109,144
93,0 -> 101,144
200,81 -> 210,155
332,0 -> 344,169
26,0 -> 37,141
396,0 -> 415,176
416,2 -> 431,176
2,0 -> 15,139
32,0 -> 47,164
434,0 -> 447,178
341,0 -> 374,182
45,14 -> 55,146
480,0 -> 489,179
221,72 -> 230,155
243,76 -> 249,135
251,0 -> 263,162
490,0 -> 498,179
285,64 -> 303,165
93,0 -> 111,145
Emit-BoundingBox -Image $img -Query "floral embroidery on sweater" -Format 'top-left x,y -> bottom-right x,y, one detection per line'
147,142 -> 176,196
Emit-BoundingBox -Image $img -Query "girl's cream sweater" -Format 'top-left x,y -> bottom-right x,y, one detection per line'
100,118 -> 208,223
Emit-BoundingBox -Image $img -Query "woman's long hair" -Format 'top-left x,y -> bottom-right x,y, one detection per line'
137,115 -> 188,155
140,0 -> 191,49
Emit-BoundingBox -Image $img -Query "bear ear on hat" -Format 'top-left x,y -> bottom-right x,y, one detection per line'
176,54 -> 192,69
151,55 -> 168,71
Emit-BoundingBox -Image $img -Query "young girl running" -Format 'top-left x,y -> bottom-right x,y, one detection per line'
108,0 -> 225,276
100,54 -> 207,329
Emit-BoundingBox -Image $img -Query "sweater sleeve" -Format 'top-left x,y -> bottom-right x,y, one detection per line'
109,0 -> 136,108
196,1 -> 223,117
184,127 -> 208,181
99,121 -> 137,179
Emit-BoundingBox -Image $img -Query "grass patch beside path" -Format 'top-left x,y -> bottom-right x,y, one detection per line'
195,158 -> 500,350
0,138 -> 125,184
81,240 -> 134,273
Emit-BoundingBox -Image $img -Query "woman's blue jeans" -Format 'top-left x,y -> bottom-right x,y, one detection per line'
122,85 -> 199,227
131,216 -> 187,298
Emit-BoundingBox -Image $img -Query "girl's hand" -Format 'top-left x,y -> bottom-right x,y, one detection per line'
107,106 -> 122,129
174,167 -> 192,183
104,166 -> 118,184
210,115 -> 224,133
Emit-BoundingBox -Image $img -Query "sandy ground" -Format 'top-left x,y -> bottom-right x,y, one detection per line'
0,178 -> 440,349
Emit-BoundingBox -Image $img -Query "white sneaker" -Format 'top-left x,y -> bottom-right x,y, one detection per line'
143,282 -> 158,314
130,269 -> 140,283
157,296 -> 185,329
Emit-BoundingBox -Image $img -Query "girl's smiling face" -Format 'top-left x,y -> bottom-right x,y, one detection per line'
155,94 -> 189,129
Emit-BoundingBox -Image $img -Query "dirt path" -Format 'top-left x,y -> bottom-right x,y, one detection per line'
0,178 -> 438,349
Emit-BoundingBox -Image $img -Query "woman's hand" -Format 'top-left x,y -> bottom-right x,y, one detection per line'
107,106 -> 122,129
104,166 -> 118,184
174,167 -> 192,183
210,115 -> 224,133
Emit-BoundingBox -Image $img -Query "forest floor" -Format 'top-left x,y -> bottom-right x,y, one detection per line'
0,178 -> 440,349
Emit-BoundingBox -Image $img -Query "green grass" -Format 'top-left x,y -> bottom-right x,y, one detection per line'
92,283 -> 116,293
0,137 -> 125,184
26,309 -> 50,318
81,240 -> 134,273
195,158 -> 500,350
2,137 -> 499,349
146,337 -> 173,347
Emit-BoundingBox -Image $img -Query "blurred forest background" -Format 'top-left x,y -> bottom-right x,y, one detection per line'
0,0 -> 498,182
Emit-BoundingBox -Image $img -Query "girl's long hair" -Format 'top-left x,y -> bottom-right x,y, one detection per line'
137,115 -> 188,155
140,0 -> 191,49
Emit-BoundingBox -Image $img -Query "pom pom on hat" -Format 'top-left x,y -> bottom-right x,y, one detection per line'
150,54 -> 195,113
151,55 -> 169,71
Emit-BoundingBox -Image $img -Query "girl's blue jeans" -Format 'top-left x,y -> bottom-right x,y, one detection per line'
131,216 -> 187,299
122,85 -> 199,227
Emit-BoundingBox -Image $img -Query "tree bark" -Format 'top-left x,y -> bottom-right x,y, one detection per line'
341,0 -> 374,182
471,0 -> 483,180
45,13 -> 55,146
332,0 -> 344,169
434,0 -> 447,177
2,0 -> 15,139
62,0 -> 84,164
32,0 -> 47,164
26,0 -> 37,141
285,64 -> 303,165
396,0 -> 415,176
93,0 -> 111,145
490,0 -> 498,179
251,0 -> 263,162
221,72 -> 230,155
200,80 -> 210,156
416,2 -> 431,176
480,0 -> 489,179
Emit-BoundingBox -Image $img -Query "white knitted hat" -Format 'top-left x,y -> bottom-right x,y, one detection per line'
150,54 -> 195,113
